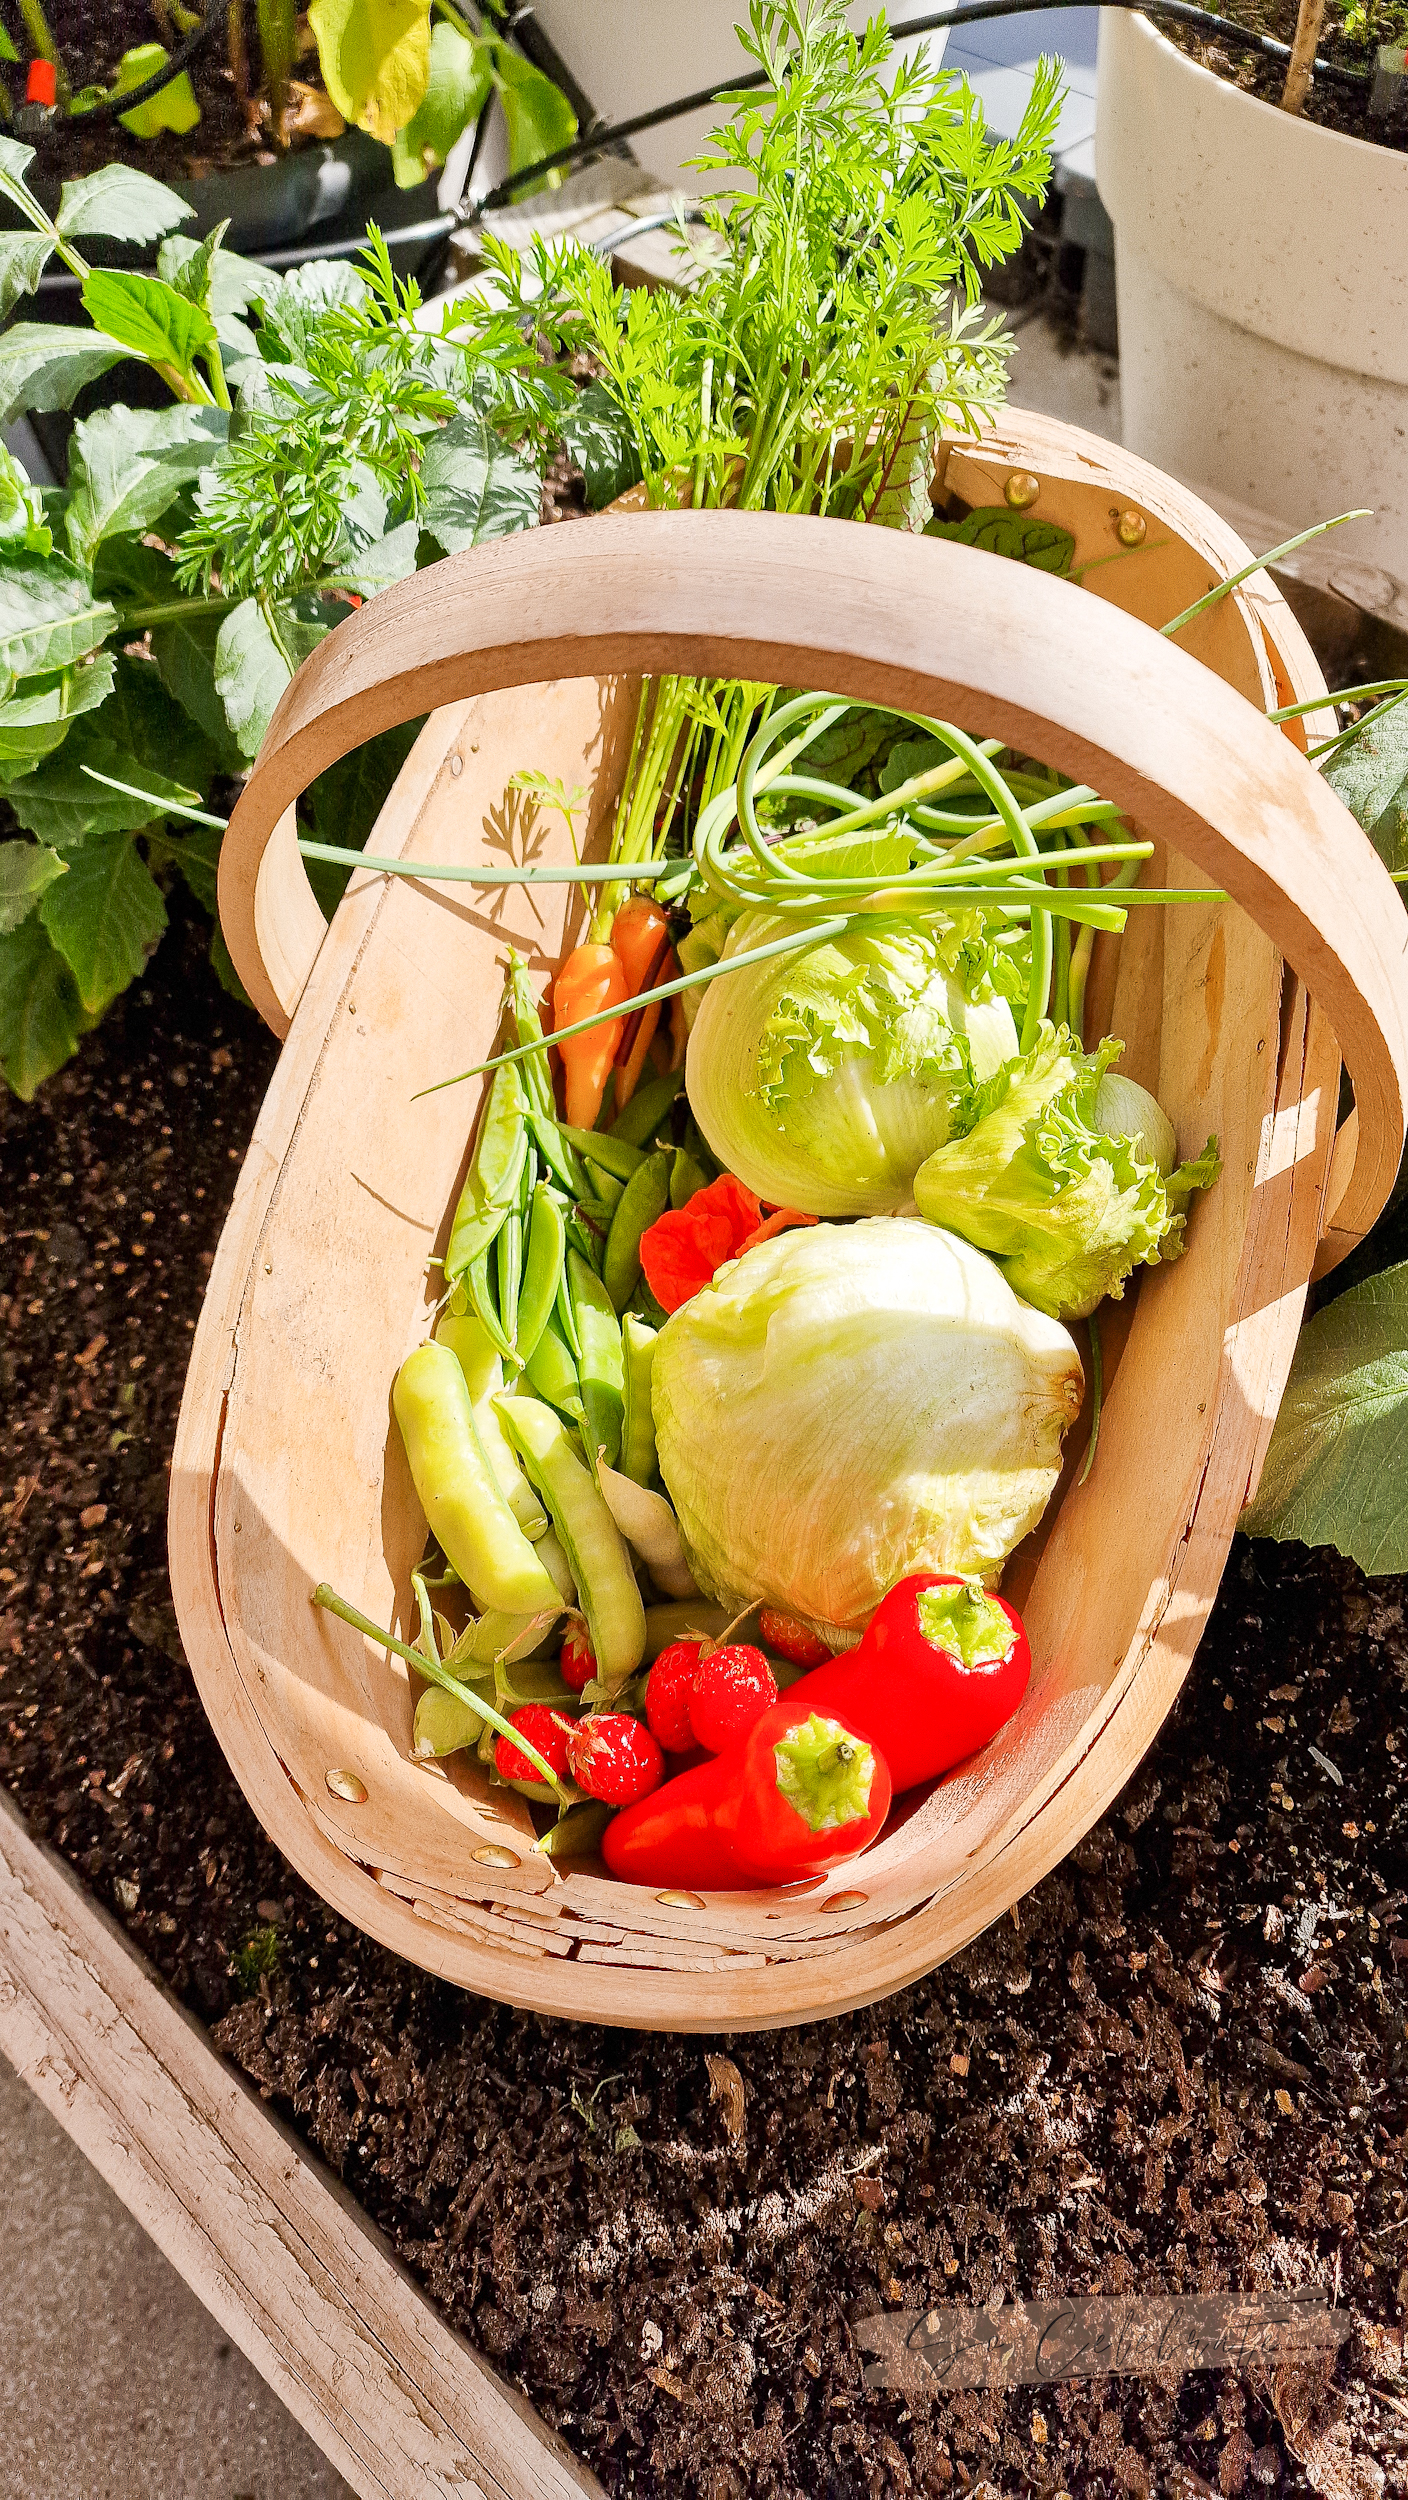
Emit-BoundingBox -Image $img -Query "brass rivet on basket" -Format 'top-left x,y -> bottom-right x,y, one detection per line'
656,1889 -> 705,1909
449,754 -> 463,777
325,1767 -> 368,1803
1115,508 -> 1147,548
472,1843 -> 521,1869
821,1890 -> 868,1911
1004,471 -> 1040,511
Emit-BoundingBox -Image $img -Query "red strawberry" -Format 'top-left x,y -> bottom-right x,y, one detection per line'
646,1638 -> 707,1752
689,1644 -> 778,1753
495,1705 -> 570,1789
560,1617 -> 597,1693
566,1712 -> 664,1807
759,1607 -> 831,1669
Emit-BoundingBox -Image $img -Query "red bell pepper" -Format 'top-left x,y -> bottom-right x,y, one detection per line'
602,1698 -> 891,1890
796,1573 -> 1030,1793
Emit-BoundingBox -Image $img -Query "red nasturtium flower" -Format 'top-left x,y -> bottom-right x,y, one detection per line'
639,1173 -> 817,1314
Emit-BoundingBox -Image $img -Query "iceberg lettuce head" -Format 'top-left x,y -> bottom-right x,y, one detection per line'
651,1217 -> 1084,1632
684,908 -> 1020,1217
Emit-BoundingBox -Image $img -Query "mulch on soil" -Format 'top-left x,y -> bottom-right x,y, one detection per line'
2,899 -> 1407,2500
1166,0 -> 1408,155
30,0 -> 331,184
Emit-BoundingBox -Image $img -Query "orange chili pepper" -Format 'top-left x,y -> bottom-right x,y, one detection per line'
553,943 -> 626,1128
610,896 -> 670,992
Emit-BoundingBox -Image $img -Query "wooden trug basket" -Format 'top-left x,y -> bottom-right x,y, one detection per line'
170,411 -> 1408,2032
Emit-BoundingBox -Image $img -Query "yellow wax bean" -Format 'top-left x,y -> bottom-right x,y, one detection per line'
393,1343 -> 562,1617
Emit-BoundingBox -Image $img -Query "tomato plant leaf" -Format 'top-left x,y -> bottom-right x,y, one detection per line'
0,231 -> 56,321
391,18 -> 492,187
158,226 -> 266,316
0,654 -> 118,783
65,404 -> 229,565
8,733 -> 203,845
252,256 -> 366,363
0,839 -> 66,935
307,0 -> 432,145
80,271 -> 218,384
56,164 -> 193,245
558,382 -> 642,511
1243,1261 -> 1408,1575
1322,697 -> 1408,880
324,519 -> 422,596
0,915 -> 84,1099
0,550 -> 117,678
38,829 -> 168,1016
0,324 -> 129,427
420,412 -> 540,554
214,594 -> 330,758
492,42 -> 577,180
924,506 -> 1076,574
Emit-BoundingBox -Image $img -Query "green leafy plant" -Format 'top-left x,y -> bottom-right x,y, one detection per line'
0,144 -> 566,1099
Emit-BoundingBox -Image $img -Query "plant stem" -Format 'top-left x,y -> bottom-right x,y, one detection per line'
1281,0 -> 1328,112
228,0 -> 250,102
118,596 -> 240,629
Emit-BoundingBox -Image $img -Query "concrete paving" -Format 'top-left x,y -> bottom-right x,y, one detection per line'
0,2054 -> 355,2500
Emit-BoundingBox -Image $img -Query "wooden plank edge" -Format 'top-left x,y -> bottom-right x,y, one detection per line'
0,1786 -> 602,2500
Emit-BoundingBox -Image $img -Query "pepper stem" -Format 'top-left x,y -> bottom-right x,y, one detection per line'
772,1712 -> 875,1834
915,1578 -> 1016,1670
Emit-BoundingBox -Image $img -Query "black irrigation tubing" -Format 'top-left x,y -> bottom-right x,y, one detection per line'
473,0 -> 1372,213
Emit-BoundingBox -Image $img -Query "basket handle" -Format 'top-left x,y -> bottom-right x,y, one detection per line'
219,509 -> 1408,1268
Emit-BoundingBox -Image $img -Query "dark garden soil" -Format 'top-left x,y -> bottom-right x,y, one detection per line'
1166,0 -> 1408,156
2,896 -> 1406,2499
31,0 -> 342,184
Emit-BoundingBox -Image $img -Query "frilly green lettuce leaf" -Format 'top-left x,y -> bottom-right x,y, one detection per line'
913,1023 -> 1220,1320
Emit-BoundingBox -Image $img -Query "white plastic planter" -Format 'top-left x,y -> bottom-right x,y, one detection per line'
1096,11 -> 1408,577
528,3 -> 941,192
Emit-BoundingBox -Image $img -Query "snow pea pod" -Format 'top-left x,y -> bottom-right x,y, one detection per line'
526,1105 -> 591,1200
444,1061 -> 527,1289
524,1313 -> 587,1422
515,1184 -> 565,1366
608,1064 -> 685,1148
434,1312 -> 547,1538
494,1392 -> 646,1692
619,1314 -> 658,1486
495,1203 -> 523,1353
538,1800 -> 612,1859
466,1242 -> 515,1366
670,1147 -> 711,1210
605,1151 -> 672,1315
509,954 -> 556,1121
567,1247 -> 625,1470
393,1344 -> 561,1616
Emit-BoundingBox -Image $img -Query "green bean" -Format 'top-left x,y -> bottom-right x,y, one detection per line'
515,1184 -> 565,1365
670,1147 -> 711,1210
620,1314 -> 659,1486
524,1314 -> 587,1421
444,1061 -> 526,1289
605,1151 -> 671,1315
567,1247 -> 625,1470
393,1344 -> 562,1615
495,1203 -> 523,1354
557,1123 -> 646,1184
608,1065 -> 685,1148
435,1313 -> 548,1538
494,1393 -> 646,1692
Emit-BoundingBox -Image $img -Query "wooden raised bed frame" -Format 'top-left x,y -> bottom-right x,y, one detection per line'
170,409 -> 1408,2033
